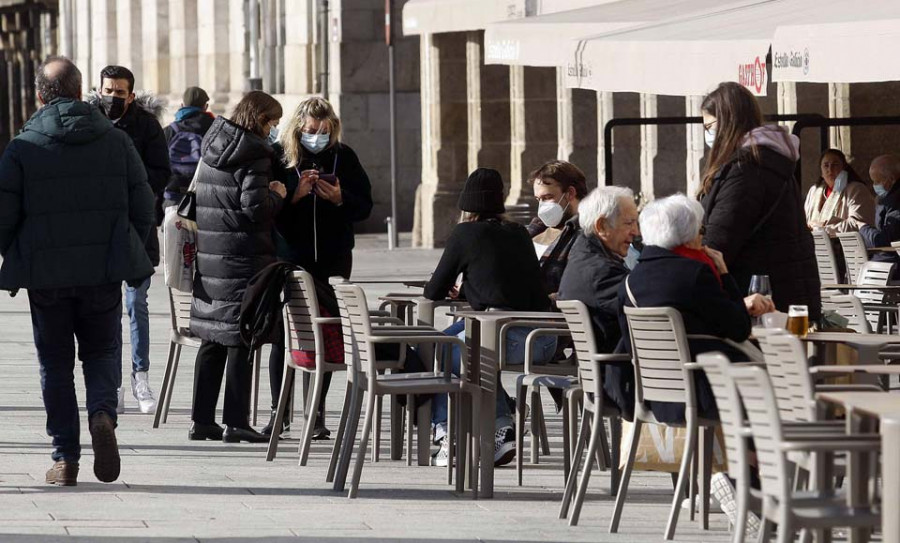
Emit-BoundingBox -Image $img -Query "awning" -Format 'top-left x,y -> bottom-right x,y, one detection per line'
402,0 -> 619,36
484,0 -> 730,67
565,0 -> 791,97
772,0 -> 900,84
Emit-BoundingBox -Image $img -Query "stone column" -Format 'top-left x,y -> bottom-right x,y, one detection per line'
168,0 -> 199,94
685,95 -> 704,198
597,91 -> 613,186
141,0 -> 171,95
508,65 -> 557,206
228,0 -> 249,94
829,83 -> 851,157
639,93 -> 657,200
283,0 -> 315,94
116,0 -> 143,85
58,0 -> 75,59
89,0 -> 116,85
557,71 -> 598,189
466,31 -> 510,185
412,32 -> 468,249
198,0 -> 231,106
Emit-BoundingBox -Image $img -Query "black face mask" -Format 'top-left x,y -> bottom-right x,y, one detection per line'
101,95 -> 127,120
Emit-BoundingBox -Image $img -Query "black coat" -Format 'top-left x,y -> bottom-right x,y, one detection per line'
861,182 -> 900,263
557,233 -> 628,354
701,146 -> 821,320
113,98 -> 171,266
0,98 -> 155,290
272,142 -> 372,279
611,246 -> 752,424
190,117 -> 284,346
163,109 -> 215,197
424,219 -> 551,312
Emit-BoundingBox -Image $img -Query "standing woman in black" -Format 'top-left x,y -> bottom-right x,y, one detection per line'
189,91 -> 286,443
698,82 -> 821,321
262,97 -> 374,437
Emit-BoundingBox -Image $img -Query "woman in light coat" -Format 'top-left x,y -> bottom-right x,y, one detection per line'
804,148 -> 876,235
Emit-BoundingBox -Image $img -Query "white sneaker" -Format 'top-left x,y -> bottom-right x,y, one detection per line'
117,387 -> 125,414
432,437 -> 450,467
711,472 -> 761,541
493,426 -> 516,467
131,372 -> 157,414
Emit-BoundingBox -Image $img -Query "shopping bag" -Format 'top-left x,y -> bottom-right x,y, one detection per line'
163,205 -> 197,292
619,421 -> 728,473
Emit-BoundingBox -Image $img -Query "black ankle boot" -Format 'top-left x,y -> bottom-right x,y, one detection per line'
261,410 -> 290,436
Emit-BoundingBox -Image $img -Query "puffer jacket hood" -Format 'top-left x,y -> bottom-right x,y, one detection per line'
742,124 -> 800,162
23,98 -> 113,145
202,116 -> 273,170
87,90 -> 168,121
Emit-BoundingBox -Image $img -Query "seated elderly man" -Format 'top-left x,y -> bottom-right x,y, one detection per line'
861,154 -> 900,263
557,186 -> 638,353
611,194 -> 774,424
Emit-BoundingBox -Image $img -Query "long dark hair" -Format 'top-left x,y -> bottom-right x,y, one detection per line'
230,91 -> 282,139
698,82 -> 763,197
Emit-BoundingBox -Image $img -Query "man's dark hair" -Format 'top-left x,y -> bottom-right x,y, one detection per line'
100,65 -> 135,93
35,56 -> 82,102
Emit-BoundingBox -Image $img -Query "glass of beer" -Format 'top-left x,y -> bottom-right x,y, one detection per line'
786,305 -> 809,338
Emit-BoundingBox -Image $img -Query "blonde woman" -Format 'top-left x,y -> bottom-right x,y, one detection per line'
263,97 -> 373,438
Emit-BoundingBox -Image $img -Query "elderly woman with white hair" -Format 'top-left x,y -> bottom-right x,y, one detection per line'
612,194 -> 773,424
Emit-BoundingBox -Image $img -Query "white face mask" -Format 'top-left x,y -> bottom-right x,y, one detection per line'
301,132 -> 330,154
704,127 -> 716,149
537,195 -> 569,228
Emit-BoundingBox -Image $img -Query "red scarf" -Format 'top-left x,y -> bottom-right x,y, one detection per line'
672,245 -> 722,285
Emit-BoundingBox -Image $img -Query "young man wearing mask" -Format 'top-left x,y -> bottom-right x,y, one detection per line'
527,160 -> 588,298
99,65 -> 171,415
861,154 -> 900,263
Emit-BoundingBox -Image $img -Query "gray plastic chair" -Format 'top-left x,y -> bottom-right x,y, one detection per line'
820,291 -> 871,333
728,365 -> 881,543
812,229 -> 840,285
331,284 -> 481,498
610,306 -> 718,540
555,300 -> 625,526
837,231 -> 869,284
855,260 -> 896,333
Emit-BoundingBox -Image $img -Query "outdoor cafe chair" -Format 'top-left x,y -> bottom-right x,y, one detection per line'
555,300 -> 626,527
820,291 -> 871,333
331,284 -> 481,498
154,288 -> 262,428
729,365 -> 881,543
837,231 -> 870,285
812,229 -> 841,286
610,306 -> 719,540
854,261 -> 897,333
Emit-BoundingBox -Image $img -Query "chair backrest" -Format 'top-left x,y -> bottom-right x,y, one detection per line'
697,352 -> 748,480
169,288 -> 193,337
837,231 -> 869,284
855,260 -> 894,330
557,300 -> 605,398
284,270 -> 322,353
334,284 -> 375,376
623,306 -> 696,411
755,331 -> 816,423
812,229 -> 840,284
728,365 -> 791,504
820,290 -> 871,333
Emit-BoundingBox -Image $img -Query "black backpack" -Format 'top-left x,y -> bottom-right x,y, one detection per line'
167,122 -> 204,179
239,261 -> 298,349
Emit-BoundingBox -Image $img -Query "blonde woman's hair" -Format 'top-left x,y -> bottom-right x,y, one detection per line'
280,96 -> 342,168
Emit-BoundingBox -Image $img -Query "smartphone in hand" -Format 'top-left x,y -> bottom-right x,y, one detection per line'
317,173 -> 337,185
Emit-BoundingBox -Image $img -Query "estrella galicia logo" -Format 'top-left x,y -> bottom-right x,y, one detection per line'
803,48 -> 810,75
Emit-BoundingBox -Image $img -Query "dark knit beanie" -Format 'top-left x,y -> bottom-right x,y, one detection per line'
457,168 -> 506,214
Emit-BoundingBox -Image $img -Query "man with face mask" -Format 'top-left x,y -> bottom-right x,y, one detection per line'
527,161 -> 588,298
98,65 -> 171,415
861,154 -> 900,263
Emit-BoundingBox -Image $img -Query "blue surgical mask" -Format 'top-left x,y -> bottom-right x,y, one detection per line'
267,126 -> 279,145
301,133 -> 330,154
875,184 -> 888,197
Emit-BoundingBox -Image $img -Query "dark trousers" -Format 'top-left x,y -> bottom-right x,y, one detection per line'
192,341 -> 252,427
268,318 -> 331,414
29,284 -> 123,462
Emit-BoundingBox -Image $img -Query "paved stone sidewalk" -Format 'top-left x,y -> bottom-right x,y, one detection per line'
0,235 -> 730,542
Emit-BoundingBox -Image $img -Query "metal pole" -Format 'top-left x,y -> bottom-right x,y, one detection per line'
248,0 -> 262,90
320,0 -> 330,98
387,0 -> 399,249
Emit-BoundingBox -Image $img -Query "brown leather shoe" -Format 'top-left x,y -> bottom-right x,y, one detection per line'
45,460 -> 78,486
89,411 -> 120,483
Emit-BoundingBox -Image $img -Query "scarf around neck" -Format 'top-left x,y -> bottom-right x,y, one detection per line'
672,245 -> 722,285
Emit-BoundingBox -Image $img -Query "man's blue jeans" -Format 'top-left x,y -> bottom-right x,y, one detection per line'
125,277 -> 151,375
431,320 -> 558,440
29,284 -> 122,462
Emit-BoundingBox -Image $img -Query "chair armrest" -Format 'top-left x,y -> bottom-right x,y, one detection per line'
811,365 -> 900,375
369,309 -> 392,317
815,384 -> 885,393
523,327 -> 572,374
778,436 -> 881,452
591,353 -> 633,364
367,334 -> 468,378
498,318 -> 567,370
313,317 -> 341,325
371,316 -> 405,325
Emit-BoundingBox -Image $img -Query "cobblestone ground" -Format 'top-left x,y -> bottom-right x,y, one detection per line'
0,234 -> 730,542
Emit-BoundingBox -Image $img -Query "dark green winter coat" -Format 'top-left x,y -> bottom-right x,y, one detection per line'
0,98 -> 155,290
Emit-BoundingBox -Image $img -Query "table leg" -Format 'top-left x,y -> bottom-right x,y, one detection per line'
883,415 -> 900,543
477,318 -> 499,500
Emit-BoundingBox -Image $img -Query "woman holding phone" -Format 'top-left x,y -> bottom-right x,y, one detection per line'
262,97 -> 373,438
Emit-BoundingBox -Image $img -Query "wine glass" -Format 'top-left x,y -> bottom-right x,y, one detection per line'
748,275 -> 772,325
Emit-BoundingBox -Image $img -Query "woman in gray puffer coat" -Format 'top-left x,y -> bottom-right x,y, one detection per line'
189,91 -> 286,443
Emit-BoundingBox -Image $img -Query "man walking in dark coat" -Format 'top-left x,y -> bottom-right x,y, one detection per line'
0,56 -> 155,485
99,65 -> 171,415
861,154 -> 900,263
